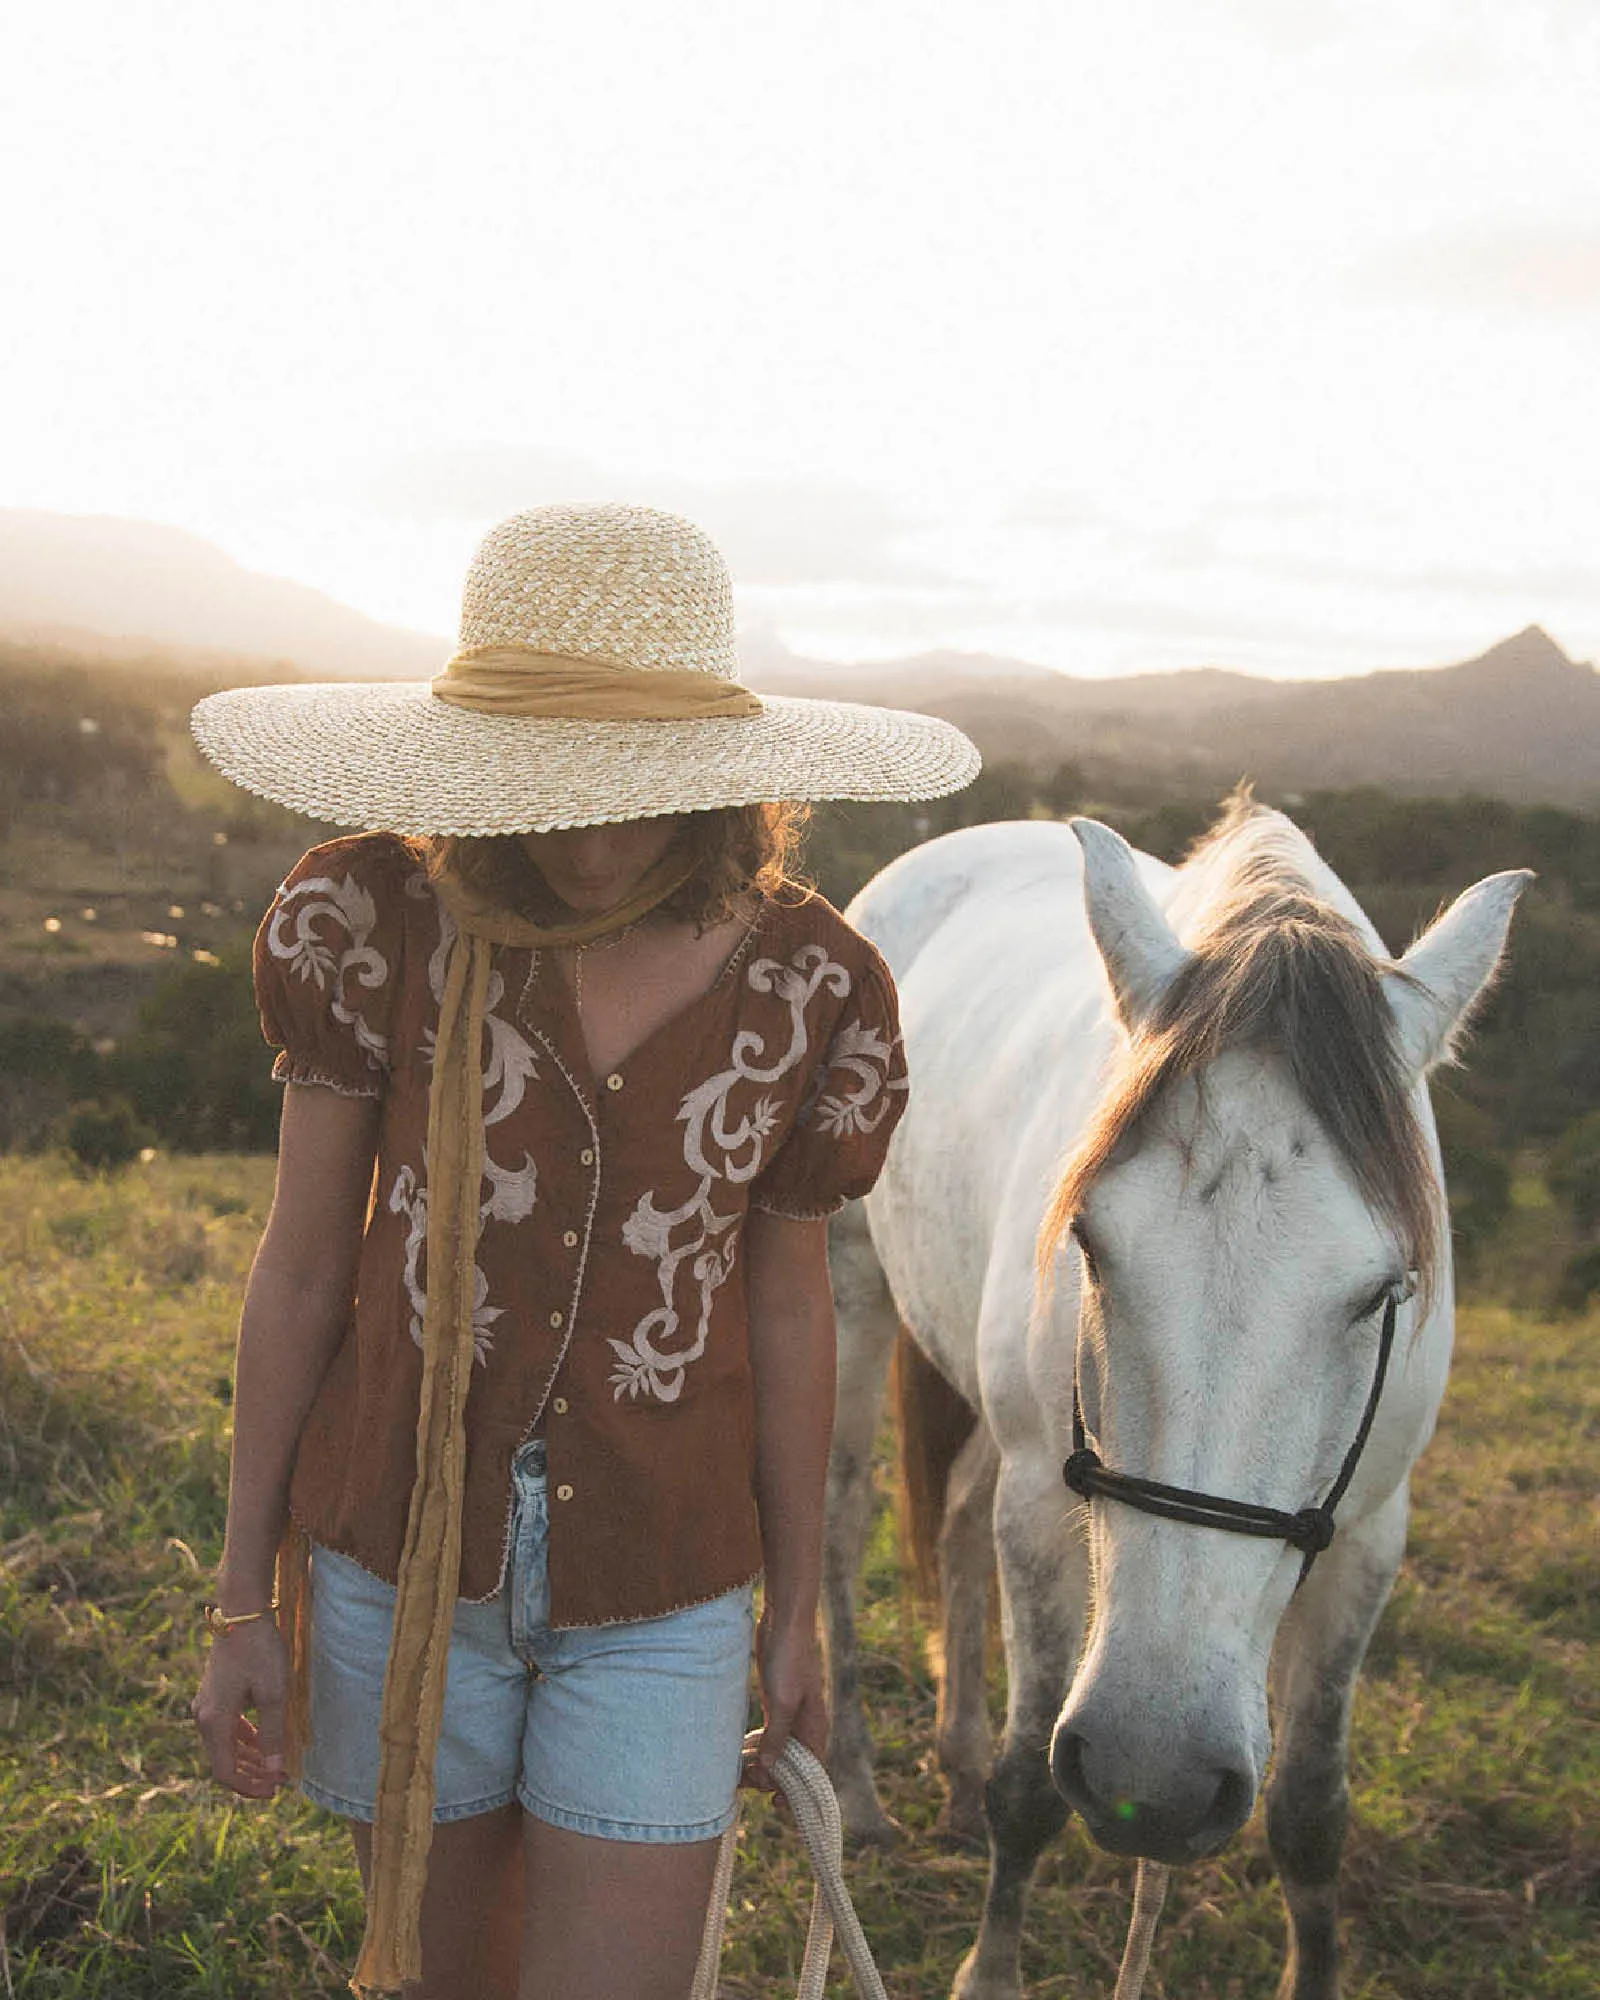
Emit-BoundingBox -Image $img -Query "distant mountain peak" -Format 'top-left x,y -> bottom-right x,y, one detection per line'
1458,624 -> 1585,683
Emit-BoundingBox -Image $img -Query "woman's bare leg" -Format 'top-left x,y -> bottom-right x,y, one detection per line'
351,1804 -> 523,2000
518,1815 -> 722,2000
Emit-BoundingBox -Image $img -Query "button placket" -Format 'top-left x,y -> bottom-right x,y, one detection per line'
522,1023 -> 601,1477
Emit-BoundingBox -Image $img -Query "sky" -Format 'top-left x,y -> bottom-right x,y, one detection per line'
2,0 -> 1598,680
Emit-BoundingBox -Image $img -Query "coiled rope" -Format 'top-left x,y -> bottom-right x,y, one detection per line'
691,1732 -> 887,2000
691,1732 -> 1169,2000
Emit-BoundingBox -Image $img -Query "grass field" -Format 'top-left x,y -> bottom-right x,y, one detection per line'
1,1153 -> 1595,1998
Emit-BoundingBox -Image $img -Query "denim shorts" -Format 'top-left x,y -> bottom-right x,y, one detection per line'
299,1438 -> 756,1842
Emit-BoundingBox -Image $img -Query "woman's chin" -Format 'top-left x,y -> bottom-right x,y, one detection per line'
550,882 -> 630,914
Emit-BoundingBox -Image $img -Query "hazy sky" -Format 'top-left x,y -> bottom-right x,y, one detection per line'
3,0 -> 1598,678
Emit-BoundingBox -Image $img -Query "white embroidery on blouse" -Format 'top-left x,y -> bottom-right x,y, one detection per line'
388,1161 -> 504,1366
808,1018 -> 909,1138
419,893 -> 541,1227
266,871 -> 390,1066
608,942 -> 852,1404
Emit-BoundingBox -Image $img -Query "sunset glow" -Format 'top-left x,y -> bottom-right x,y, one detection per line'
3,0 -> 1598,677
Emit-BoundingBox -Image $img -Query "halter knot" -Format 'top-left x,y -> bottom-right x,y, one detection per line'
1063,1448 -> 1103,1498
1286,1507 -> 1336,1555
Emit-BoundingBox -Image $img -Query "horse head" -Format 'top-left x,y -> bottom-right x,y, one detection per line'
1044,814 -> 1528,1865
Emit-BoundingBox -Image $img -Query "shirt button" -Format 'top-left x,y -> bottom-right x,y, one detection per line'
580,1147 -> 595,1166
549,1309 -> 564,1329
555,1483 -> 574,1502
552,1396 -> 569,1415
562,1229 -> 579,1248
605,1072 -> 624,1092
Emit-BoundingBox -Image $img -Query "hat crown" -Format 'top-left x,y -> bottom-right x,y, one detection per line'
459,504 -> 739,680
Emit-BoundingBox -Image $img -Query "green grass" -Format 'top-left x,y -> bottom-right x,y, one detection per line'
2,1155 -> 1595,1997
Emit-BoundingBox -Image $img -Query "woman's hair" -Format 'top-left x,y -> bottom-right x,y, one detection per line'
421,801 -> 811,930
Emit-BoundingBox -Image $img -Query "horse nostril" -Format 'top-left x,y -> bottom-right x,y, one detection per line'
1205,1763 -> 1254,1847
1049,1728 -> 1091,1810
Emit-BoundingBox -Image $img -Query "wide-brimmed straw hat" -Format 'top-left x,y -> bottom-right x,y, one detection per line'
190,503 -> 980,834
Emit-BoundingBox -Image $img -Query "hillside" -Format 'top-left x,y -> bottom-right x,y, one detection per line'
0,510 -> 446,679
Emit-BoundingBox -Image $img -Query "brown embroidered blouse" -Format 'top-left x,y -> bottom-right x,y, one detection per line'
253,833 -> 908,1626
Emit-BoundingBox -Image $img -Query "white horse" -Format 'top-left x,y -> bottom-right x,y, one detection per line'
822,798 -> 1528,2000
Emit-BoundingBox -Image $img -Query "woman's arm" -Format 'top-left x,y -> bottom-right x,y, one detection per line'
192,1082 -> 379,1796
742,1208 -> 837,1778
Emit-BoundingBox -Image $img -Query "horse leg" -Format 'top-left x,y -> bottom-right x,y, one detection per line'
1267,1487 -> 1407,2000
951,1462 -> 1084,2000
822,1201 -> 903,1845
934,1420 -> 999,1848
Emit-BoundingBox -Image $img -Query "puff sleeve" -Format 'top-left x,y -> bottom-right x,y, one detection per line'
751,948 -> 910,1221
252,835 -> 409,1099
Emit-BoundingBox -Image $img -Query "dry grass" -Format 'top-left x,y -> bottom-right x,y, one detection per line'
1,1153 -> 1595,1997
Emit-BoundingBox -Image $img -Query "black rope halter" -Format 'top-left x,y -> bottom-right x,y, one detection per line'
1062,1291 -> 1399,1587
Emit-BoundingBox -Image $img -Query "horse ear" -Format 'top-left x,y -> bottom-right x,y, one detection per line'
1072,818 -> 1191,1032
1384,870 -> 1534,1075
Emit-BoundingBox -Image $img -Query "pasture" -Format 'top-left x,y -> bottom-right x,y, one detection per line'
1,1152 -> 1595,1998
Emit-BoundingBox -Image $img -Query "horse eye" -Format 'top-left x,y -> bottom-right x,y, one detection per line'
1357,1276 -> 1408,1322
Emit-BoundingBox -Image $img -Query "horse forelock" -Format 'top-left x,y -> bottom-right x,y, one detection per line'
1042,804 -> 1444,1309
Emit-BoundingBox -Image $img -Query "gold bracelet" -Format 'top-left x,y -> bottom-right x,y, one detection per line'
201,1599 -> 279,1638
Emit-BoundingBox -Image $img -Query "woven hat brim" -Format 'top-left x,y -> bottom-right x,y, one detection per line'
190,682 -> 982,835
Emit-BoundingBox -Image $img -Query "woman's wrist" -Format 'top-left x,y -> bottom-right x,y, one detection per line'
202,1600 -> 280,1639
759,1589 -> 821,1635
213,1560 -> 279,1614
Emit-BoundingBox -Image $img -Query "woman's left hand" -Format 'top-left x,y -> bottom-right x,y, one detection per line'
748,1603 -> 828,1788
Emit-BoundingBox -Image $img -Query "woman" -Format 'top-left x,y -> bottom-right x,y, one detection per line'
187,504 -> 979,2000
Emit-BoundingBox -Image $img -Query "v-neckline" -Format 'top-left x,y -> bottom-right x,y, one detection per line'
538,895 -> 769,1092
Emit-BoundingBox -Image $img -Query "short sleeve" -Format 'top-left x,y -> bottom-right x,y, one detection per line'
252,836 -> 409,1099
751,948 -> 910,1221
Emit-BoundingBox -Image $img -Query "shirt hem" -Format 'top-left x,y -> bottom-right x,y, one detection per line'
544,1566 -> 764,1633
297,1514 -> 761,1625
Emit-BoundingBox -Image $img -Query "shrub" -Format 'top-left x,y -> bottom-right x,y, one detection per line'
1432,1087 -> 1513,1270
1547,1110 -> 1600,1234
109,952 -> 281,1152
0,1015 -> 101,1149
1555,1244 -> 1600,1312
61,1096 -> 154,1174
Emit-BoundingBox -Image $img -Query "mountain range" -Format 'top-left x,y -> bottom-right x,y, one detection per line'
2,509 -> 1595,805
748,626 -> 1599,805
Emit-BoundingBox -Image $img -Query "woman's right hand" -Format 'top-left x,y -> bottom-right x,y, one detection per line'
192,1620 -> 291,1799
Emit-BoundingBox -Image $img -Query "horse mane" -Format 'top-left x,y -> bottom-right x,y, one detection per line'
1040,793 -> 1444,1308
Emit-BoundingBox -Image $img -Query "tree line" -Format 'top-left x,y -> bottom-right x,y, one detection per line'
1,649 -> 1595,1304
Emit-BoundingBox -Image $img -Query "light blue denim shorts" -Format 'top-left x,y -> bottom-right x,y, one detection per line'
299,1438 -> 755,1842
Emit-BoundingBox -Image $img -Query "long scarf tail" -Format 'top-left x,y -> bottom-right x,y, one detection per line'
348,850 -> 697,1996
276,1518 -> 313,1776
350,933 -> 491,1998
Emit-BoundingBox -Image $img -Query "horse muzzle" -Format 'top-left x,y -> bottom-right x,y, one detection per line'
1049,1701 -> 1260,1863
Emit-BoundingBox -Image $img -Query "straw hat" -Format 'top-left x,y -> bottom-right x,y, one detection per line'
190,503 -> 980,834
